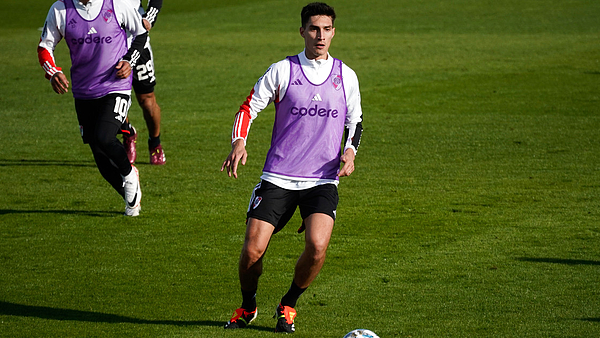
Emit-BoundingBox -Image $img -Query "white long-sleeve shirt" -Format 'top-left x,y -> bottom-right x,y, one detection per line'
232,50 -> 364,189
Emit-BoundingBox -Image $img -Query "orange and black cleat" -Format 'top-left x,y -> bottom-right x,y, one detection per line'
274,303 -> 296,333
224,307 -> 257,329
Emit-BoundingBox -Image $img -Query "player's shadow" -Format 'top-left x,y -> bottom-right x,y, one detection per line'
516,257 -> 600,266
0,209 -> 122,217
0,301 -> 274,332
0,159 -> 95,167
0,301 -> 220,327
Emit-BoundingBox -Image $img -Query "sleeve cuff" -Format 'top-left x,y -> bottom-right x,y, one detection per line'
232,137 -> 247,146
343,145 -> 357,155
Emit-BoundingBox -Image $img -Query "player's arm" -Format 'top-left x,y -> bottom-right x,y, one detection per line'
222,60 -> 289,178
143,0 -> 162,30
38,1 -> 69,94
116,0 -> 148,78
338,66 -> 363,177
231,61 -> 288,145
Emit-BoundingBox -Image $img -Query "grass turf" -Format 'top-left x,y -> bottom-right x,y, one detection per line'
1,0 -> 599,337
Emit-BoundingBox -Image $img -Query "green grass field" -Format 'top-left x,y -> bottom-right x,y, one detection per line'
1,0 -> 600,336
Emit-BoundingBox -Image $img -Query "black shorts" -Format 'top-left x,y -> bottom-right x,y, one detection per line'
75,93 -> 131,144
246,180 -> 339,233
132,40 -> 156,94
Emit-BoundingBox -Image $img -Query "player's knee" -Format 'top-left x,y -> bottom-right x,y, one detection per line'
305,242 -> 328,263
240,246 -> 265,269
137,93 -> 158,111
94,133 -> 120,151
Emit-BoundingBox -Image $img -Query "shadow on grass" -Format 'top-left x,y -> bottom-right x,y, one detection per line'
0,301 -> 274,332
0,209 -> 122,217
517,257 -> 600,266
581,318 -> 600,322
0,159 -> 95,167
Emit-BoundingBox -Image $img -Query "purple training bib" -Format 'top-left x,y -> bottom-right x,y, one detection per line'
65,0 -> 131,99
264,55 -> 347,180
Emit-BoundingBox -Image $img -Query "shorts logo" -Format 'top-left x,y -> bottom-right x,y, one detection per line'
332,75 -> 342,91
252,196 -> 262,209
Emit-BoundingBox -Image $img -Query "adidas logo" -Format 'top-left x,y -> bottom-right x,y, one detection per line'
67,18 -> 77,27
87,27 -> 98,35
291,79 -> 303,85
311,93 -> 323,102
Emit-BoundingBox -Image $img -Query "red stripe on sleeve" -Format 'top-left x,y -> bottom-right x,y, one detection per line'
37,45 -> 62,80
232,89 -> 255,140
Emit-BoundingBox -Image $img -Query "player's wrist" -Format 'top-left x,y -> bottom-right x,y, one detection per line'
232,137 -> 247,147
46,68 -> 63,81
49,71 -> 63,81
343,145 -> 357,156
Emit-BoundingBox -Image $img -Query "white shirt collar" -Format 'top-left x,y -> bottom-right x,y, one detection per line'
76,0 -> 93,12
299,49 -> 333,69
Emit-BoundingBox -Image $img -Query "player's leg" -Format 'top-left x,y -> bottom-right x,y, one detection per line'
75,95 -> 140,215
88,142 -> 125,198
226,181 -> 297,329
76,98 -> 126,197
136,91 -> 165,165
240,180 -> 297,290
293,213 -> 334,288
93,94 -> 133,175
132,39 -> 165,165
224,217 -> 273,329
95,94 -> 141,216
275,184 -> 338,333
136,91 -> 161,139
273,214 -> 334,333
239,217 -> 275,293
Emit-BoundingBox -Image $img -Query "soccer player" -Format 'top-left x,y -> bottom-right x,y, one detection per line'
38,0 -> 148,216
221,2 -> 363,333
121,0 -> 166,166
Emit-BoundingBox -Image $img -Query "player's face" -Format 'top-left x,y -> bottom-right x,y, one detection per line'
300,15 -> 335,60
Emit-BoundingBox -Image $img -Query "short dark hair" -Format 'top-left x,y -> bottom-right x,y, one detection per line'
301,2 -> 336,28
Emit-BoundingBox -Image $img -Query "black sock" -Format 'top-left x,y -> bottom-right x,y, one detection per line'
148,134 -> 161,149
241,289 -> 257,311
280,281 -> 307,308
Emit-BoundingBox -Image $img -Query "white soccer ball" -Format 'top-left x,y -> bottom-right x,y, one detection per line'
343,329 -> 380,338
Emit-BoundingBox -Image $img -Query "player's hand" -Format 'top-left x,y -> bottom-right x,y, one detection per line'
221,139 -> 247,178
142,18 -> 152,32
50,73 -> 69,94
115,61 -> 131,79
338,148 -> 356,177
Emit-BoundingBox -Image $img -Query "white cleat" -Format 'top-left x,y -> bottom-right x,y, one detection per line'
122,165 -> 141,216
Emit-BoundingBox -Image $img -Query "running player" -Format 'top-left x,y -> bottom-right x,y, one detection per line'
121,0 -> 166,165
38,0 -> 148,216
221,2 -> 363,333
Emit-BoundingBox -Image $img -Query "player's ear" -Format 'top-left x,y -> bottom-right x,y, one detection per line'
300,26 -> 305,38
